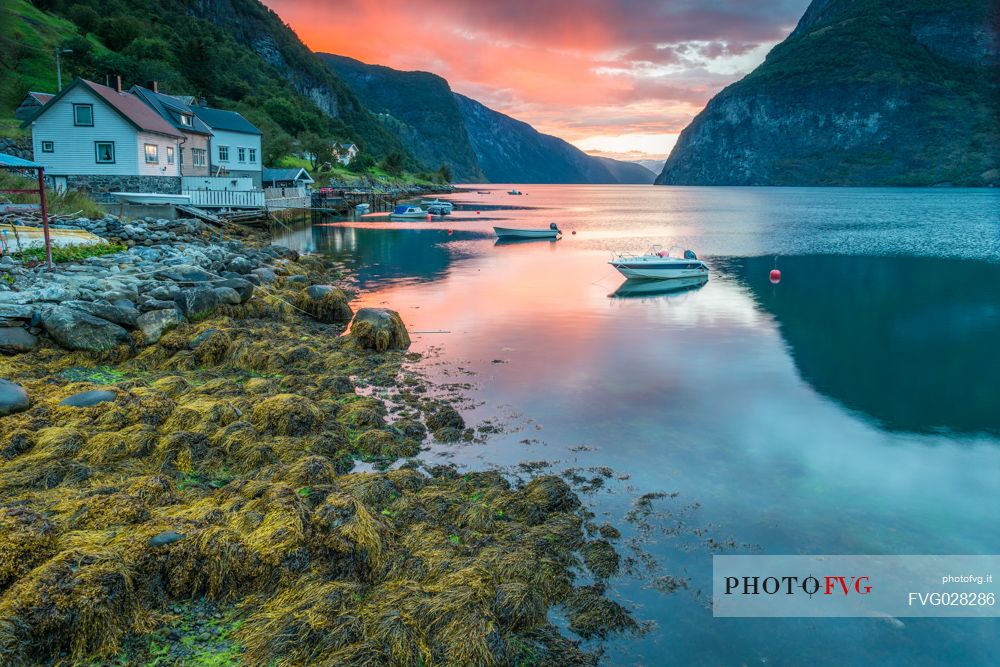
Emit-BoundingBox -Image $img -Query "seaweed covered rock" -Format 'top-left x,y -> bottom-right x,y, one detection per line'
174,287 -> 220,322
251,394 -> 325,436
0,506 -> 55,587
582,539 -> 621,579
40,305 -> 131,352
349,308 -> 410,352
295,284 -> 353,324
59,389 -> 117,408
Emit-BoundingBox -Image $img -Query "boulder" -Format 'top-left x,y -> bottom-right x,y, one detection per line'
0,379 -> 30,416
349,308 -> 410,351
296,284 -> 353,324
219,278 -> 254,303
0,326 -> 38,354
63,300 -> 139,329
154,264 -> 216,283
40,306 -> 131,352
213,286 -> 242,306
251,267 -> 277,284
59,389 -> 117,408
227,256 -> 253,274
137,309 -> 182,345
174,287 -> 220,321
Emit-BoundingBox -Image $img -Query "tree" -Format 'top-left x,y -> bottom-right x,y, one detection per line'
437,164 -> 453,183
380,151 -> 405,177
299,132 -> 331,171
68,5 -> 100,37
349,153 -> 375,174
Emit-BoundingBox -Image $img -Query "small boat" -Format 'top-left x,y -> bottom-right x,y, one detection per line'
493,222 -> 561,239
0,224 -> 105,252
355,203 -> 370,214
476,190 -> 490,195
507,189 -> 524,195
421,199 -> 453,211
424,203 -> 451,216
390,205 -> 430,220
609,246 -> 708,280
611,276 -> 707,299
111,192 -> 191,205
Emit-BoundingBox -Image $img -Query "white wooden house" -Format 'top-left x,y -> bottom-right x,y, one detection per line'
336,142 -> 358,166
21,78 -> 184,202
190,106 -> 263,187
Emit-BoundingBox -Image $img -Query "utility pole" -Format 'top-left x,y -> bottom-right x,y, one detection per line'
55,48 -> 73,91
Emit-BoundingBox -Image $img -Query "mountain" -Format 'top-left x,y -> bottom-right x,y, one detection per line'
454,93 -> 653,184
635,158 -> 666,174
319,54 -> 484,182
657,0 -> 1000,187
592,157 -> 656,184
2,0 -> 407,163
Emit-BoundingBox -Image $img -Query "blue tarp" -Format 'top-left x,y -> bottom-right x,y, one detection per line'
0,152 -> 42,169
393,205 -> 409,214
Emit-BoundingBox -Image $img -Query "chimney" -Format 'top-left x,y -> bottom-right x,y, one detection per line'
115,75 -> 122,93
153,81 -> 158,93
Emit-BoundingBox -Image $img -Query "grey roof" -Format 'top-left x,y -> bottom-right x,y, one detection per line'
130,86 -> 212,136
190,106 -> 262,135
263,167 -> 313,184
0,152 -> 42,169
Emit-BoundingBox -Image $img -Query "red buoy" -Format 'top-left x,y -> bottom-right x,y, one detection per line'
476,211 -> 480,214
770,269 -> 782,284
447,229 -> 453,235
426,214 -> 432,221
571,230 -> 577,235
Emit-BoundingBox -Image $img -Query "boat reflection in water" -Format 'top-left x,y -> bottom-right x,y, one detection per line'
610,275 -> 708,299
493,236 -> 560,246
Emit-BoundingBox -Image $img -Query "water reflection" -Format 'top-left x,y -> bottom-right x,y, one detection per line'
720,255 -> 1000,436
610,276 -> 708,299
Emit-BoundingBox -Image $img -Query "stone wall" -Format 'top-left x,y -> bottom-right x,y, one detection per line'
0,137 -> 34,161
66,175 -> 182,203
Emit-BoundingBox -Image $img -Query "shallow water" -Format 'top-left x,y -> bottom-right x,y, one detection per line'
276,185 -> 1000,666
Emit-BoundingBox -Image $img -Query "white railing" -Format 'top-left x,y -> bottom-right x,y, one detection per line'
182,189 -> 265,208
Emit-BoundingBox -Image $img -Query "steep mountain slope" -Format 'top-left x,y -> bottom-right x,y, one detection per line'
454,93 -> 648,184
592,157 -> 656,184
657,0 -> 1000,186
320,54 -> 484,181
6,0 -> 407,162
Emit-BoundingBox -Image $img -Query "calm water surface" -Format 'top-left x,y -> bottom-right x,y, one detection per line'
276,185 -> 1000,666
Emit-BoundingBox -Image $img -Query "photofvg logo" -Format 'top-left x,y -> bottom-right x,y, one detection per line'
713,555 -> 1000,618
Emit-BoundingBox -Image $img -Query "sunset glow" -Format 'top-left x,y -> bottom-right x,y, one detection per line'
262,0 -> 810,160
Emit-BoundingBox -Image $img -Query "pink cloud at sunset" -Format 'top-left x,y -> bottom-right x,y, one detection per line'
262,0 -> 810,159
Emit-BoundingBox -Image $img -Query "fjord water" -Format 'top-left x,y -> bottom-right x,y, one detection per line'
276,185 -> 1000,665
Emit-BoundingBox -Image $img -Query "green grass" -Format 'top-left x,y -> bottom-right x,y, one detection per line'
13,242 -> 126,264
0,171 -> 104,217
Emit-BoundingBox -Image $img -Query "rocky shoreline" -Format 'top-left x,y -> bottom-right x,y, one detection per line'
0,216 -> 634,665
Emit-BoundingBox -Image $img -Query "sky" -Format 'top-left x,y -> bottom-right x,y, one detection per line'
262,0 -> 811,161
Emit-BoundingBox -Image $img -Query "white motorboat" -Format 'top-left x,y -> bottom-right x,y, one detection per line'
355,203 -> 370,214
390,205 -> 430,220
421,199 -> 453,212
609,246 -> 708,280
508,189 -> 524,195
493,222 -> 561,239
424,203 -> 452,215
110,192 -> 191,205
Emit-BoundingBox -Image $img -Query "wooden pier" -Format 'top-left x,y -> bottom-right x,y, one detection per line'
311,189 -> 399,214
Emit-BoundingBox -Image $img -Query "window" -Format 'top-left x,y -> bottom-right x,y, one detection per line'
166,146 -> 175,165
179,147 -> 185,164
73,104 -> 93,126
238,147 -> 246,162
95,141 -> 115,163
41,140 -> 54,153
180,114 -> 192,127
192,148 -> 206,167
218,145 -> 229,161
248,148 -> 256,163
144,144 -> 159,164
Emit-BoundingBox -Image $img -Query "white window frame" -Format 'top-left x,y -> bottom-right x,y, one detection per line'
180,114 -> 192,127
238,147 -> 246,163
144,143 -> 159,164
248,148 -> 256,163
166,146 -> 175,165
41,140 -> 54,153
193,148 -> 206,167
218,145 -> 229,162
73,104 -> 93,126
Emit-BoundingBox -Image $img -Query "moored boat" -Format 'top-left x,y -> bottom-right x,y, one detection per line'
355,203 -> 370,214
389,205 -> 430,220
609,246 -> 708,280
421,199 -> 453,212
110,192 -> 191,205
493,222 -> 561,239
507,189 -> 524,195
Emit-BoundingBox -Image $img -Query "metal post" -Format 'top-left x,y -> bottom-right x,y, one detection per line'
37,167 -> 52,268
56,49 -> 63,91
